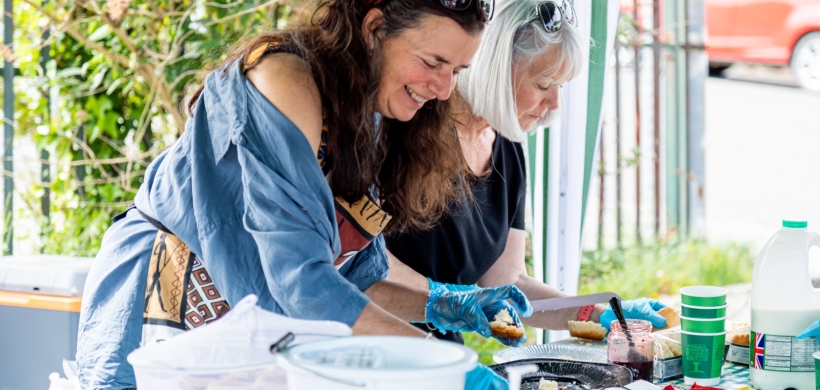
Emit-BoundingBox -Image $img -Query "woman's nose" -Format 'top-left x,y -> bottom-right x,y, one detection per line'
543,87 -> 560,110
429,71 -> 457,100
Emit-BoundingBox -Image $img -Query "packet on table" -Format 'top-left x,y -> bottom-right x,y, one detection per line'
653,328 -> 683,381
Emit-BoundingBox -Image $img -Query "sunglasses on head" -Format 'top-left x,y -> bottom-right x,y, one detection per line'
365,0 -> 495,22
439,0 -> 496,21
519,0 -> 577,33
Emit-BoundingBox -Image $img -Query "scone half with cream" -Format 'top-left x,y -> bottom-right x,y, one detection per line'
567,320 -> 607,341
489,308 -> 525,339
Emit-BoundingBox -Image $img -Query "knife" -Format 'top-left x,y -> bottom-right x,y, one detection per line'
529,292 -> 622,312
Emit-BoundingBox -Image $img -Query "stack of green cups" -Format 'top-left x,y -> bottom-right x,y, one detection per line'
679,286 -> 729,386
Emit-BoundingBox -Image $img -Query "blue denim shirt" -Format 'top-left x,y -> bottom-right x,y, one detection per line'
76,59 -> 388,389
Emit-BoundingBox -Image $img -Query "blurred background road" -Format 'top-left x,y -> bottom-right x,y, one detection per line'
705,65 -> 820,249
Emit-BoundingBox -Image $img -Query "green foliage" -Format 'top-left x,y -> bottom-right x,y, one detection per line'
13,0 -> 300,255
578,239 -> 755,299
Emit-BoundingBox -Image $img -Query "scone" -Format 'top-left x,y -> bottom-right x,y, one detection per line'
538,378 -> 559,390
730,322 -> 750,346
653,307 -> 681,331
567,320 -> 607,341
489,308 -> 525,339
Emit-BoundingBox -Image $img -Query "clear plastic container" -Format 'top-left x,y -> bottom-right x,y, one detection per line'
607,319 -> 654,381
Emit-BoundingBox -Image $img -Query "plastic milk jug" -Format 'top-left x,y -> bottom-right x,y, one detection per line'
751,220 -> 820,390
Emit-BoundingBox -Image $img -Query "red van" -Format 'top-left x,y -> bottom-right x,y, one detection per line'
706,0 -> 820,90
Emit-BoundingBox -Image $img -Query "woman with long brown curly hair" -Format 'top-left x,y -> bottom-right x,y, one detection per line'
76,0 -> 528,388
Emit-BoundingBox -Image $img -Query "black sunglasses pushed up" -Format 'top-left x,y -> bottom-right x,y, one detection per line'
519,0 -> 578,33
439,0 -> 495,21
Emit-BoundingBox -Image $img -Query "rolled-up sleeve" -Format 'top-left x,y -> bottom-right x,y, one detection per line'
340,233 -> 389,292
236,145 -> 370,326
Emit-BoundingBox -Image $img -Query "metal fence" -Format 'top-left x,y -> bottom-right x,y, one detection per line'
585,0 -> 707,250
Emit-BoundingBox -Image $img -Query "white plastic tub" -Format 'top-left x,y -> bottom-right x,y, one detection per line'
278,336 -> 477,390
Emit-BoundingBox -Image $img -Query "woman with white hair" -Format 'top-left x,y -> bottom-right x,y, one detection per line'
386,0 -> 668,345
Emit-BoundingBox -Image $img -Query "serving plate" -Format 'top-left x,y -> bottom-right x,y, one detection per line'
489,358 -> 632,390
493,344 -> 608,364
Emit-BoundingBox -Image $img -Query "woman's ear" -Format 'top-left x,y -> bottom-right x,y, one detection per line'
362,8 -> 385,49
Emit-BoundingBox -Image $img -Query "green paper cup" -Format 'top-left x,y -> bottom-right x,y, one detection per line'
681,316 -> 726,333
680,286 -> 728,307
814,351 -> 820,390
682,330 -> 727,386
681,303 -> 727,319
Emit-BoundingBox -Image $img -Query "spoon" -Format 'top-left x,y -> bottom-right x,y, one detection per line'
608,297 -> 644,364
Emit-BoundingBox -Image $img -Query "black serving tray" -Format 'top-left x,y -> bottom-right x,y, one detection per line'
489,358 -> 634,390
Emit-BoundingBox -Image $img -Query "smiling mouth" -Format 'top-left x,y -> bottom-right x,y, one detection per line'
405,86 -> 429,105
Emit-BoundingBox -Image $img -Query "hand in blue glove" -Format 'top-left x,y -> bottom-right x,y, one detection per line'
426,285 -> 533,346
796,318 -> 820,347
465,364 -> 507,390
599,298 -> 667,331
428,277 -> 478,292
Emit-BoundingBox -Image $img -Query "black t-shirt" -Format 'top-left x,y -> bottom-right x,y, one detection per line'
385,132 -> 527,285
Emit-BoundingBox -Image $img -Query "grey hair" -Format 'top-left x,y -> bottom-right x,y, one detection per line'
457,0 -> 587,143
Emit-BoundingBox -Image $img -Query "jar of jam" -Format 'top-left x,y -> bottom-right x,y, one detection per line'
607,319 -> 654,381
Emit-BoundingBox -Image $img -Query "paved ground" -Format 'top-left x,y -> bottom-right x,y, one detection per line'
705,65 -> 820,283
704,66 -> 820,251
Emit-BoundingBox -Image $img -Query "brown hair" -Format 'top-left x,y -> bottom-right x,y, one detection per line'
187,0 -> 486,233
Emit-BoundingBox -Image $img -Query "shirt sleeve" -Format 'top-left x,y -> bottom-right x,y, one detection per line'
339,233 -> 389,291
235,140 -> 370,327
230,72 -> 381,326
510,142 -> 527,231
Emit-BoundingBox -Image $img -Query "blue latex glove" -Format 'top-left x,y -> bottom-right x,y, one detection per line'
599,298 -> 668,331
796,318 -> 820,347
465,365 -> 507,390
426,285 -> 533,346
427,277 -> 478,292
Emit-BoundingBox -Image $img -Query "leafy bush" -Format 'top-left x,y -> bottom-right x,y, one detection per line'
578,239 -> 755,299
14,0 -> 301,255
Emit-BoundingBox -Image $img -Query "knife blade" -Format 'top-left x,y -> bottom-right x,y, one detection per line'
529,292 -> 622,312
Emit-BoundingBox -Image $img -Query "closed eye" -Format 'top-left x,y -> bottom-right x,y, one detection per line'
422,59 -> 437,70
537,84 -> 552,92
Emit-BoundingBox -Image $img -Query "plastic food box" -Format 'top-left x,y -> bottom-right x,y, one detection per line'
128,295 -> 352,390
653,328 -> 683,381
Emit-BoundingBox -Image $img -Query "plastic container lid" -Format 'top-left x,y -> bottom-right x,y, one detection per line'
279,336 -> 477,381
0,255 -> 94,296
783,220 -> 808,229
127,295 -> 351,373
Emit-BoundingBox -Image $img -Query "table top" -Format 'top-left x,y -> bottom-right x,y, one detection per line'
548,338 -> 753,389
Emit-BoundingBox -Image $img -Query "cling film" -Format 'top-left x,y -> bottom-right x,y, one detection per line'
750,331 -> 819,372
